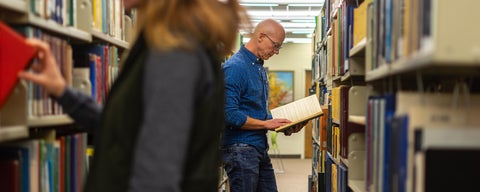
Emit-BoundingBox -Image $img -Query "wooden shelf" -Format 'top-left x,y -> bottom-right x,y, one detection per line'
8,14 -> 92,42
327,152 -> 341,165
0,125 -> 28,142
333,76 -> 342,82
28,115 -> 74,127
365,51 -> 480,82
341,71 -> 352,82
349,38 -> 366,57
331,7 -> 338,19
92,30 -> 129,49
327,27 -> 332,36
365,64 -> 390,82
348,115 -> 366,125
341,157 -> 350,167
348,179 -> 366,192
0,0 -> 27,13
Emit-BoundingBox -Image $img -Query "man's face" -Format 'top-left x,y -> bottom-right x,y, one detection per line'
258,33 -> 283,60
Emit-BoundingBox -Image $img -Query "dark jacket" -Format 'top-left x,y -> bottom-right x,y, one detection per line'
59,33 -> 224,191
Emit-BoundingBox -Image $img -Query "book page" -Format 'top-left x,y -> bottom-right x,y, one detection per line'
271,95 -> 323,132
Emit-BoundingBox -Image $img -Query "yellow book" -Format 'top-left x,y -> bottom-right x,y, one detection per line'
353,1 -> 368,46
332,163 -> 338,192
403,0 -> 411,57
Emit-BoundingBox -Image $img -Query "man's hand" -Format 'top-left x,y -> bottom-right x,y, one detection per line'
283,121 -> 308,136
263,118 -> 291,131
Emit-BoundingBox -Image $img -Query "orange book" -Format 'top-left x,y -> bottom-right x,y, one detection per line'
0,21 -> 37,109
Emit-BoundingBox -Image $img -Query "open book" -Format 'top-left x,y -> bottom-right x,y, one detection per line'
270,95 -> 323,132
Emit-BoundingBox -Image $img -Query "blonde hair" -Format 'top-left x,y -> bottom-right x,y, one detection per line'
135,0 -> 250,58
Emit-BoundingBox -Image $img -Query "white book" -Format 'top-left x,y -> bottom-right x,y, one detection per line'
270,95 -> 323,132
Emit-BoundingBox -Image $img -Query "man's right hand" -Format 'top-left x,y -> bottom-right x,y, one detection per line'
263,118 -> 291,131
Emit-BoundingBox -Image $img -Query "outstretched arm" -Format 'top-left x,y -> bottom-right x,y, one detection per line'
18,39 -> 102,132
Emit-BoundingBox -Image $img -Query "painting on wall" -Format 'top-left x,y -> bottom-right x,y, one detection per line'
268,70 -> 294,110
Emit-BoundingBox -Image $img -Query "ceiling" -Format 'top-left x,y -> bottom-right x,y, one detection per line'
239,0 -> 325,43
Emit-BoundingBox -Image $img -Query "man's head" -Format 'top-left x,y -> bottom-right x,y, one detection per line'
245,19 -> 285,60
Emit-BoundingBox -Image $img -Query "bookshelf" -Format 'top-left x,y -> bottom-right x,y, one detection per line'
0,0 -> 134,191
5,13 -> 92,42
92,30 -> 129,49
0,0 -> 27,13
309,0 -> 480,192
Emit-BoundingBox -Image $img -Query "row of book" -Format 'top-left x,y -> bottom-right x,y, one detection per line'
30,0 -> 76,26
15,26 -> 72,117
365,0 -> 480,72
15,0 -> 131,42
91,0 -> 126,39
326,153 -> 348,192
312,0 -> 371,81
0,131 -> 88,192
73,44 -> 120,105
314,82 -> 480,192
10,26 -> 121,117
365,91 -> 480,192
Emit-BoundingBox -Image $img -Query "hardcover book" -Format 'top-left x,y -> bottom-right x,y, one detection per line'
271,95 -> 323,132
0,22 -> 37,109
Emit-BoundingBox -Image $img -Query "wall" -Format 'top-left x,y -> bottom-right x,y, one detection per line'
264,42 -> 312,158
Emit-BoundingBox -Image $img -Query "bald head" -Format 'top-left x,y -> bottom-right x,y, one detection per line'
253,19 -> 285,40
245,19 -> 285,60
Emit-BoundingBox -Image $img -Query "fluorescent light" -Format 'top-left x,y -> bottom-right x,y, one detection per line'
252,22 -> 316,28
291,31 -> 314,34
241,37 -> 312,44
247,10 -> 320,17
240,3 -> 279,7
240,0 -> 322,3
289,19 -> 316,23
249,16 -> 316,21
288,3 -> 323,7
284,38 -> 312,43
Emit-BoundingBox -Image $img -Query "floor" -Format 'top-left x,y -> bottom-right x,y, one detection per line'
273,158 -> 312,192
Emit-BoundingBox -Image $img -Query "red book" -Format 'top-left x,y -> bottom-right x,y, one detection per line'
0,21 -> 37,109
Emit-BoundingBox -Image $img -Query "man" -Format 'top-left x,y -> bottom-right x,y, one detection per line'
222,19 -> 303,192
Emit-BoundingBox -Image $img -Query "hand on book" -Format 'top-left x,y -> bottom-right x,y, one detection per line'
283,121 -> 308,136
264,118 -> 292,131
18,38 -> 66,98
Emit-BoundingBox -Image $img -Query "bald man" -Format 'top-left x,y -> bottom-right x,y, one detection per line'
221,19 -> 301,192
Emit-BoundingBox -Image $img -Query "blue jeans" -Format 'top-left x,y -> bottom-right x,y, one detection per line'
222,143 -> 278,192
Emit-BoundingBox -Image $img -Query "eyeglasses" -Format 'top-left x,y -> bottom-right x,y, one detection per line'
262,33 -> 282,51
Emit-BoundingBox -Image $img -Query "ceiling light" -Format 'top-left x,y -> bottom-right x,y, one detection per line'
241,37 -> 312,44
292,31 -> 314,34
247,10 -> 320,17
240,3 -> 279,7
288,3 -> 323,7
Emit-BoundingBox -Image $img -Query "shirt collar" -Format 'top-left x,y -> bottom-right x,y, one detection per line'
239,45 -> 264,66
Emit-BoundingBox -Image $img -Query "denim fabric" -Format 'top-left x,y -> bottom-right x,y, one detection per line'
222,144 -> 278,192
222,45 -> 270,151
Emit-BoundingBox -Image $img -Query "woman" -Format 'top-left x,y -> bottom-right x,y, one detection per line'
19,0 -> 250,191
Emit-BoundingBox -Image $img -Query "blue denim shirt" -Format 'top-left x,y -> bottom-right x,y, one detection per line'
222,46 -> 272,151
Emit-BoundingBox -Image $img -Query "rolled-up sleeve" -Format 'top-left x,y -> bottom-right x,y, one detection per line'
223,64 -> 247,129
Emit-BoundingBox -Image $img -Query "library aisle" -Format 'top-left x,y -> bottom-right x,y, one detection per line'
274,158 -> 312,192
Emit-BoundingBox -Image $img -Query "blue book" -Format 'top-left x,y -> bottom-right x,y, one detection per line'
325,154 -> 333,192
384,0 -> 393,63
382,94 -> 395,192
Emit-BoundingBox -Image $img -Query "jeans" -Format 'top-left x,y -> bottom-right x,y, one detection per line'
222,143 -> 277,192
